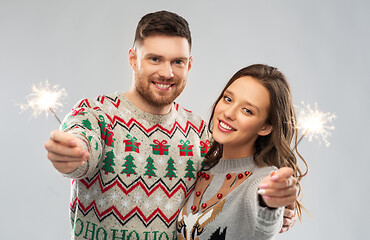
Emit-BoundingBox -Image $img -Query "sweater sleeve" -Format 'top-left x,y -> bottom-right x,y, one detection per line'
246,172 -> 284,239
58,98 -> 105,179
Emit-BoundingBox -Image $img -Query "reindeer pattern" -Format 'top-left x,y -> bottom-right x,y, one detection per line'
177,199 -> 227,240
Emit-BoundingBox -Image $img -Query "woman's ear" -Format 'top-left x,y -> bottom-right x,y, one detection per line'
258,124 -> 273,136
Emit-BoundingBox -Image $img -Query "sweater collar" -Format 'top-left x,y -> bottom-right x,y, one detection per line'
211,155 -> 255,173
117,92 -> 177,124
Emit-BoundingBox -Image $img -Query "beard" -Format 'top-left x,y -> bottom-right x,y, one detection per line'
135,73 -> 186,107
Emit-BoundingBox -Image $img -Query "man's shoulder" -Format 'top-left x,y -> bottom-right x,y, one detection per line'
74,92 -> 122,108
173,102 -> 206,123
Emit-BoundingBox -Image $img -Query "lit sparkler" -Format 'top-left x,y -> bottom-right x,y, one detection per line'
19,80 -> 67,124
295,102 -> 336,147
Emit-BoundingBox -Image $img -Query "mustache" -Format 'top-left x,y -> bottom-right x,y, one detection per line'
149,75 -> 176,82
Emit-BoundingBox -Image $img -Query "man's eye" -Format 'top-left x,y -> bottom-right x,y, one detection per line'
151,57 -> 159,62
174,60 -> 184,65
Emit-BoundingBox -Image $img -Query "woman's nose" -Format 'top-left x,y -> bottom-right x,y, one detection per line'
223,106 -> 237,121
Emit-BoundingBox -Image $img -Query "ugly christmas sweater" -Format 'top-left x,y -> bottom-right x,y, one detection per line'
177,156 -> 284,240
60,92 -> 210,240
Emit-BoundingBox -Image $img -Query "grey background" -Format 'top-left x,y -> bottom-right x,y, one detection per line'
1,0 -> 369,239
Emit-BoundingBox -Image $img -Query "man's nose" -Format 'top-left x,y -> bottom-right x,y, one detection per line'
158,62 -> 174,79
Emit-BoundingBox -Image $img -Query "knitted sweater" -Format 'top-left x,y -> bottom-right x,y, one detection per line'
177,156 -> 284,240
60,92 -> 210,240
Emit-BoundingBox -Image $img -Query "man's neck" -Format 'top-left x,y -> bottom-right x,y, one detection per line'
123,91 -> 172,115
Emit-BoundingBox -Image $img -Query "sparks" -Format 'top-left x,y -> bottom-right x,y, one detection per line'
19,80 -> 67,123
296,102 -> 336,147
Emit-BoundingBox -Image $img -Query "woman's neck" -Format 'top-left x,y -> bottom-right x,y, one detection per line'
222,145 -> 255,160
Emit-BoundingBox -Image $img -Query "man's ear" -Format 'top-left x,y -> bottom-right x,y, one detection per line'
188,56 -> 193,71
258,124 -> 273,136
128,48 -> 137,70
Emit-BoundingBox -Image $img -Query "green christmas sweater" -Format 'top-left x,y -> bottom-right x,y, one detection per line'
60,92 -> 210,240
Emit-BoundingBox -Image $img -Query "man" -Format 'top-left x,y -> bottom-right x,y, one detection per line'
45,11 -> 296,240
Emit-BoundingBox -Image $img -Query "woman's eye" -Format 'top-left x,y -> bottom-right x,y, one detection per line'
243,108 -> 252,115
223,96 -> 231,102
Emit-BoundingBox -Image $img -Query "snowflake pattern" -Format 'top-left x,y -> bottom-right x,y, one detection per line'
144,200 -> 151,211
111,192 -> 119,202
157,157 -> 165,165
92,185 -> 99,196
121,199 -> 130,209
98,198 -> 105,207
165,201 -> 173,212
154,194 -> 163,205
115,154 -> 122,162
178,157 -> 184,165
84,193 -> 91,202
136,156 -> 144,163
177,194 -> 184,206
133,193 -> 142,204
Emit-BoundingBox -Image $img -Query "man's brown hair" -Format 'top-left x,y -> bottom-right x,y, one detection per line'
134,10 -> 192,49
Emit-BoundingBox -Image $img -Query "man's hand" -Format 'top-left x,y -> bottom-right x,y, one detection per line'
45,130 -> 89,174
257,167 -> 298,208
280,203 -> 297,233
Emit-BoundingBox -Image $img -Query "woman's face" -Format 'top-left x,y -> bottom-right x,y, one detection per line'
212,76 -> 272,158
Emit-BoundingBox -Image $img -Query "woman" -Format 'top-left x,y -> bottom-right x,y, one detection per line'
177,64 -> 307,240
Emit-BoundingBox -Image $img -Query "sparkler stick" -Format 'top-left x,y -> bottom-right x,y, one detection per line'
48,107 -> 62,124
19,80 -> 67,124
293,128 -> 309,151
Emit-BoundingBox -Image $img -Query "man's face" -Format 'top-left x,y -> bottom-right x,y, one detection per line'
130,35 -> 192,108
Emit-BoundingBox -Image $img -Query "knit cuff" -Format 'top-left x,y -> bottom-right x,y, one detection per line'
256,205 -> 284,233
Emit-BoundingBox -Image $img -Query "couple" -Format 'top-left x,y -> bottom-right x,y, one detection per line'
45,10 -> 306,240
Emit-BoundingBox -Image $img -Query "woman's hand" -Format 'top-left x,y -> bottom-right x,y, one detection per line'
257,167 -> 298,208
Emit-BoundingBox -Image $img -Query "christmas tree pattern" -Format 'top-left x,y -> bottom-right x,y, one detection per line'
86,135 -> 99,150
61,122 -> 68,131
98,115 -> 115,147
164,157 -> 177,180
121,154 -> 137,177
101,150 -> 116,175
82,118 -> 93,130
144,156 -> 157,178
184,158 -> 196,181
79,131 -> 99,152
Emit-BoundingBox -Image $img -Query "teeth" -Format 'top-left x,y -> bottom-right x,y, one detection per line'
220,121 -> 233,131
154,83 -> 171,89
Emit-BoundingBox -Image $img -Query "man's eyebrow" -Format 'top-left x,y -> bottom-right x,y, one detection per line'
145,53 -> 163,59
174,57 -> 189,62
145,53 -> 189,62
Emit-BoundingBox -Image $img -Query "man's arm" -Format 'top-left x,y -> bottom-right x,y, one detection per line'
280,203 -> 297,233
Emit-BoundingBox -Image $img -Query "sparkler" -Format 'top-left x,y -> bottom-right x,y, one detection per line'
295,102 -> 336,148
19,80 -> 67,124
